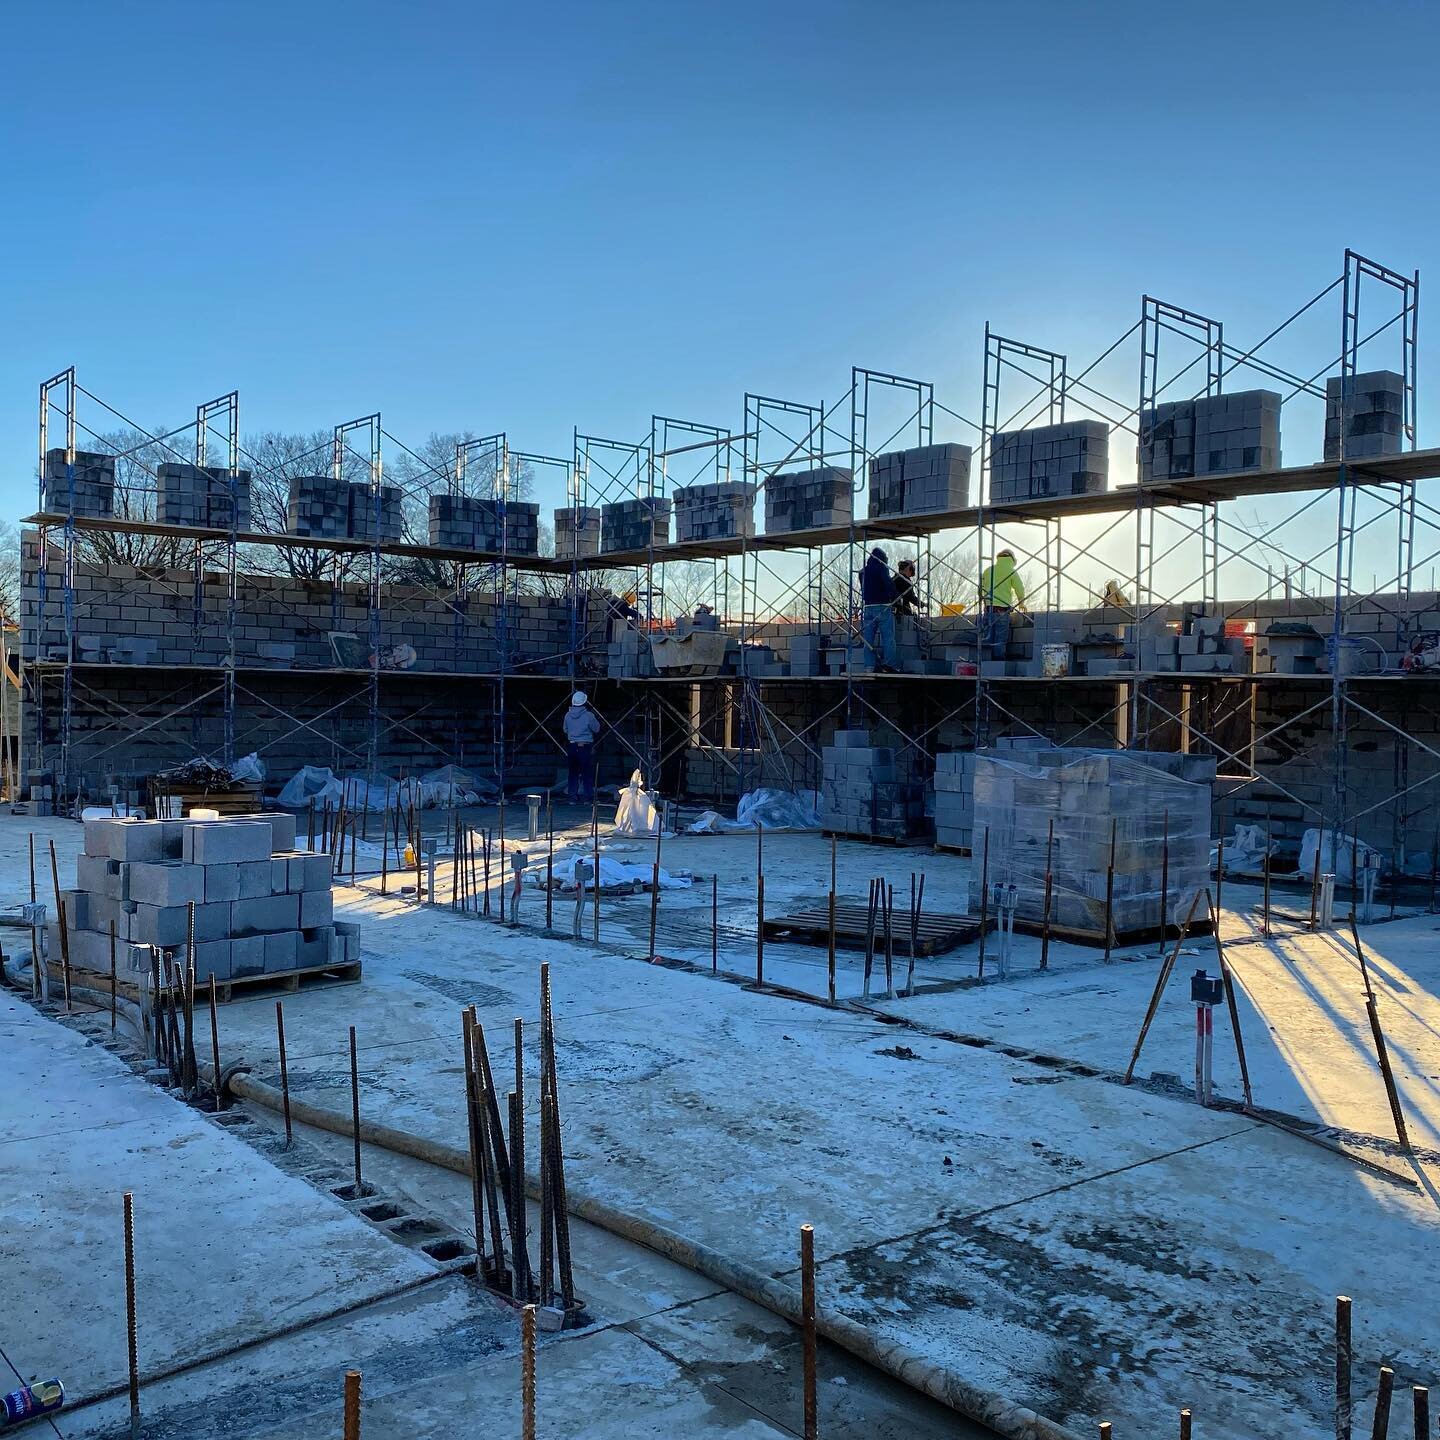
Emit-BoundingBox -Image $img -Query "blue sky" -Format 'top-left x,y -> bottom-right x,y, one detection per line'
2,0 -> 1437,557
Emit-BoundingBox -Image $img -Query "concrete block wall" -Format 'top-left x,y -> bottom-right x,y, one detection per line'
22,531 -> 601,676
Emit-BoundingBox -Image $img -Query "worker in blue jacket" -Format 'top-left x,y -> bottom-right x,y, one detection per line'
860,547 -> 899,672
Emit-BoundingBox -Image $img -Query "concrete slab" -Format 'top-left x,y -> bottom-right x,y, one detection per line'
0,992 -> 430,1402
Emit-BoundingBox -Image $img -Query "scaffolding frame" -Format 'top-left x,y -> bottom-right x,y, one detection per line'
21,247 -> 1440,895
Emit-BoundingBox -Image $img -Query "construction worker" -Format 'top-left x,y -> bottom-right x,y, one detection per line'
564,690 -> 601,804
859,546 -> 898,672
977,548 -> 1026,658
893,559 -> 925,616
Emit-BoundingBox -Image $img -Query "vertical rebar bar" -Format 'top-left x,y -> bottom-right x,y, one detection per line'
349,1024 -> 363,1190
756,870 -> 765,988
521,1304 -> 537,1440
343,1369 -> 361,1440
208,975 -> 221,1109
978,828 -> 990,979
462,1010 -> 487,1272
1104,817 -> 1117,963
1158,809 -> 1170,956
801,1223 -> 818,1440
1337,1294 -> 1352,1440
591,804 -> 600,942
1263,822 -> 1273,937
1041,816 -> 1055,971
124,1190 -> 140,1440
712,875 -> 719,974
49,839 -> 70,1009
276,1000 -> 292,1145
1373,1366 -> 1394,1440
1412,1385 -> 1428,1440
110,921 -> 118,1032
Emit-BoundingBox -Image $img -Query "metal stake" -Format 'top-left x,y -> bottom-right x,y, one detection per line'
276,1000 -> 292,1145
1337,1295 -> 1352,1440
343,1369 -> 361,1440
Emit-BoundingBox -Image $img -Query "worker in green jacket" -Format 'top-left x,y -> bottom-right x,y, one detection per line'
977,549 -> 1027,657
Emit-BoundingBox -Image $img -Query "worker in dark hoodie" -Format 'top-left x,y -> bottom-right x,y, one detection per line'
860,546 -> 899,672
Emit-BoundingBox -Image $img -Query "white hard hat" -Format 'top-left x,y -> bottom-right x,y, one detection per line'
572,691 -> 588,707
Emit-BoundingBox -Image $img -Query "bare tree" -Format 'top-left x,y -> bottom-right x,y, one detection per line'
0,520 -> 20,624
242,429 -> 364,581
71,427 -> 188,568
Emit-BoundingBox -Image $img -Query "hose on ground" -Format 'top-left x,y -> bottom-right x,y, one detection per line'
224,1067 -> 1085,1440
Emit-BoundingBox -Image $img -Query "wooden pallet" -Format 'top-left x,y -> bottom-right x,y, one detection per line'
762,903 -> 982,956
821,829 -> 928,849
149,780 -> 263,817
48,956 -> 361,1006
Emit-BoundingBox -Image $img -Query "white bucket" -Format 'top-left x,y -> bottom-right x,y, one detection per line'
1041,643 -> 1072,678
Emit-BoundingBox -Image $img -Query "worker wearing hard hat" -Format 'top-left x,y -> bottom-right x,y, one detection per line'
977,548 -> 1027,658
564,691 -> 602,804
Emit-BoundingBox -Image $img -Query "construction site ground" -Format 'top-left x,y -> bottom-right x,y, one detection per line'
6,808 -> 1440,1439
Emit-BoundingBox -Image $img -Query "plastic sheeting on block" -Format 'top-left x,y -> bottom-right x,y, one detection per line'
970,750 -> 1212,934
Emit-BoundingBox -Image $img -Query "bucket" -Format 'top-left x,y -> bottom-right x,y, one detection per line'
1041,643 -> 1072,678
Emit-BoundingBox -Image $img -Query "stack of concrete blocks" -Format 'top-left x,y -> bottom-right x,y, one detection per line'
673,609 -> 721,639
970,748 -> 1212,936
1325,370 -> 1405,461
287,476 -> 351,538
1192,391 -> 1280,475
56,814 -> 359,985
868,445 -> 971,518
1139,390 -> 1281,481
1130,619 -> 1180,674
1177,611 -> 1248,673
428,493 -> 488,548
933,752 -> 974,850
601,498 -> 671,554
1137,401 -> 1195,482
673,482 -> 757,542
764,469 -> 853,533
500,502 -> 541,556
989,423 -> 1107,502
819,729 -> 924,840
43,448 -> 115,517
607,621 -> 655,678
786,632 -> 828,677
554,506 -> 602,558
347,485 -> 405,545
157,463 -> 252,530
1253,624 -> 1327,675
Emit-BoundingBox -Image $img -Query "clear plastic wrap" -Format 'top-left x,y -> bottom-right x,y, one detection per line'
970,752 -> 1211,934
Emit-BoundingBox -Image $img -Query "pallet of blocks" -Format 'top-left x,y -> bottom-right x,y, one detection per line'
820,729 -> 925,841
969,748 -> 1212,942
52,813 -> 360,999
